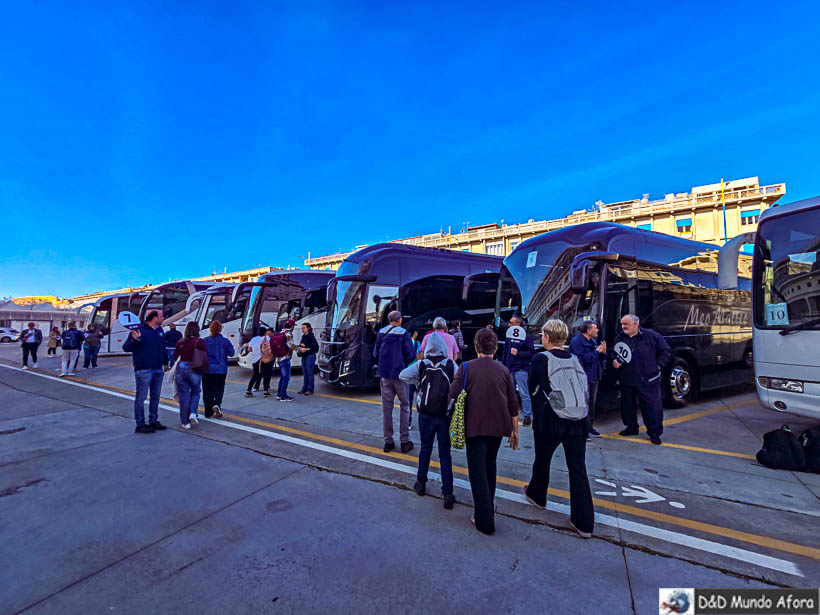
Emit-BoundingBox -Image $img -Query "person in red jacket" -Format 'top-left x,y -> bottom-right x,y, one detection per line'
174,322 -> 208,430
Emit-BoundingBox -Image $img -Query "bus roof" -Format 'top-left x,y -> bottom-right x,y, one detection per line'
759,195 -> 820,225
337,243 -> 502,286
255,270 -> 335,292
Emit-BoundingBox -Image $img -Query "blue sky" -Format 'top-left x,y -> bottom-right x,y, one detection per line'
2,1 -> 819,298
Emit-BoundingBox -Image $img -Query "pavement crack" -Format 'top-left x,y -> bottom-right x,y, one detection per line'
0,478 -> 46,499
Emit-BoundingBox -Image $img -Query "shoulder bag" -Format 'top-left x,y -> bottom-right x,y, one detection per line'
449,361 -> 468,450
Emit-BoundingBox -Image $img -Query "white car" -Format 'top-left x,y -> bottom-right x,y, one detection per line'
0,327 -> 20,343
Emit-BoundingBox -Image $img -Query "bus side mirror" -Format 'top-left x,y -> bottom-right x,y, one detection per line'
571,261 -> 591,294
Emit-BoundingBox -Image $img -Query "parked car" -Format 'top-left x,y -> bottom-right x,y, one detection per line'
0,327 -> 20,343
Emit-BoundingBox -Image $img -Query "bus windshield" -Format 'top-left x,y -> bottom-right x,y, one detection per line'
327,281 -> 365,336
754,208 -> 820,330
505,242 -> 587,317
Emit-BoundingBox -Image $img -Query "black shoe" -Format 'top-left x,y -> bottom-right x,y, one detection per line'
443,494 -> 455,509
263,391 -> 271,397
383,441 -> 396,453
413,480 -> 426,496
522,416 -> 532,426
400,441 -> 414,453
650,435 -> 662,445
245,391 -> 253,398
588,428 -> 602,438
523,485 -> 546,509
619,428 -> 639,436
205,409 -> 214,418
135,424 -> 155,434
148,421 -> 167,431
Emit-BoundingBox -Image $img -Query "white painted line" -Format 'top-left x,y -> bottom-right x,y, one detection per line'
0,363 -> 804,577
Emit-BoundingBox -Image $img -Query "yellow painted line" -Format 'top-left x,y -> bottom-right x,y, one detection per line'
220,414 -> 819,561
601,434 -> 757,460
11,365 -> 820,561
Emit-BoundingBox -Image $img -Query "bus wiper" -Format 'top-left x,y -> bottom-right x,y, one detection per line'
779,316 -> 820,336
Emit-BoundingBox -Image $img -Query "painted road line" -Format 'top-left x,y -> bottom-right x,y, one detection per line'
7,363 -> 814,562
601,433 -> 757,460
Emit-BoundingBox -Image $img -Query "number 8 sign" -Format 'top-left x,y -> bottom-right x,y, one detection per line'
506,325 -> 526,340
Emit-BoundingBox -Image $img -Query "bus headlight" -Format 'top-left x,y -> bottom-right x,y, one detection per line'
759,377 -> 804,393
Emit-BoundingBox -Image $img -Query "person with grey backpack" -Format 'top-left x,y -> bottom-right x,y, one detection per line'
522,319 -> 594,538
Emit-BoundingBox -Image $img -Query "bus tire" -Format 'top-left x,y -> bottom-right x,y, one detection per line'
664,356 -> 697,408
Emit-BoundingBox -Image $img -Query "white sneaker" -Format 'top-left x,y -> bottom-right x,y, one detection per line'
181,423 -> 192,430
190,416 -> 199,425
33,363 -> 38,369
68,372 -> 76,376
21,366 -> 28,370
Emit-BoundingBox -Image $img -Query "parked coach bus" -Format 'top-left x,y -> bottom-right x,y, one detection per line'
499,222 -> 754,408
319,244 -> 506,388
87,292 -> 147,354
191,283 -> 246,360
138,281 -> 213,326
237,270 -> 335,370
719,196 -> 820,419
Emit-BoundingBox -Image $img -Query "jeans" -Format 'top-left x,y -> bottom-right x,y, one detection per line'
526,429 -> 594,534
83,345 -> 100,368
416,414 -> 453,495
202,372 -> 227,416
513,370 -> 532,418
175,362 -> 201,425
261,361 -> 274,391
300,353 -> 316,393
380,378 -> 410,444
134,368 -> 164,426
277,358 -> 292,398
247,360 -> 262,392
166,348 -> 176,367
61,349 -> 80,375
465,436 -> 502,534
585,381 -> 599,431
620,382 -> 664,437
22,342 -> 39,366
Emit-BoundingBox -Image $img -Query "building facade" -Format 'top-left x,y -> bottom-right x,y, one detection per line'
305,177 -> 784,270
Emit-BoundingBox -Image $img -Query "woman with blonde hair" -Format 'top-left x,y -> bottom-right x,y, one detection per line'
202,320 -> 234,418
523,319 -> 594,538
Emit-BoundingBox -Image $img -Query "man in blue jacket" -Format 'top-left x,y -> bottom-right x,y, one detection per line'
501,314 -> 535,426
569,321 -> 606,438
374,310 -> 416,453
122,310 -> 169,434
612,314 -> 671,445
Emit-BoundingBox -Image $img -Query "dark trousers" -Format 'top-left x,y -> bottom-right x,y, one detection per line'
417,414 -> 454,495
202,372 -> 227,416
526,429 -> 594,534
260,361 -> 274,391
83,345 -> 100,368
47,346 -> 57,355
408,384 -> 416,426
465,435 -> 502,534
22,343 -> 39,366
620,382 -> 664,437
585,381 -> 599,431
247,360 -> 262,392
300,353 -> 316,393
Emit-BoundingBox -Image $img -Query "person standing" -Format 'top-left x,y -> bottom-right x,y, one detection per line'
260,328 -> 276,397
449,320 -> 467,362
82,323 -> 104,369
418,317 -> 459,361
244,326 -> 266,398
406,328 -> 421,429
374,310 -> 416,453
276,319 -> 298,402
569,321 -> 606,438
524,319 -> 594,538
174,322 -> 208,430
613,314 -> 671,445
164,323 -> 182,367
122,310 -> 169,434
501,314 -> 535,426
20,322 -> 42,369
60,322 -> 84,376
202,320 -> 234,418
297,322 -> 319,395
449,328 -> 519,535
47,327 -> 60,356
399,332 -> 457,509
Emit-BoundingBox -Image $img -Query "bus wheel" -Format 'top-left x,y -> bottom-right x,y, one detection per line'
664,357 -> 696,408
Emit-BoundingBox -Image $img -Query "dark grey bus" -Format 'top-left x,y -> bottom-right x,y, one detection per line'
319,244 -> 507,388
499,222 -> 753,407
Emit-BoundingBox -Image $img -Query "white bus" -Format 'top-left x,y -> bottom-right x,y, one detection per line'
720,196 -> 820,418
138,281 -> 214,327
191,283 -> 252,360
87,292 -> 147,354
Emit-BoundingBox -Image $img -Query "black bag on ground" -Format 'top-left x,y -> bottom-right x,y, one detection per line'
755,425 -> 806,471
800,427 -> 820,473
416,360 -> 455,417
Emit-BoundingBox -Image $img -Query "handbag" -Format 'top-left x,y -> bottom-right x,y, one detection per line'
449,361 -> 468,450
190,341 -> 210,375
167,357 -> 181,401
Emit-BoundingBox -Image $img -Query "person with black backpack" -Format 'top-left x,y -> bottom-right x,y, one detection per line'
399,332 -> 457,509
523,319 -> 594,539
59,321 -> 84,377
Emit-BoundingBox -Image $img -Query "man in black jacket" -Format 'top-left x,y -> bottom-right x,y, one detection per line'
122,310 -> 169,434
612,314 -> 671,445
